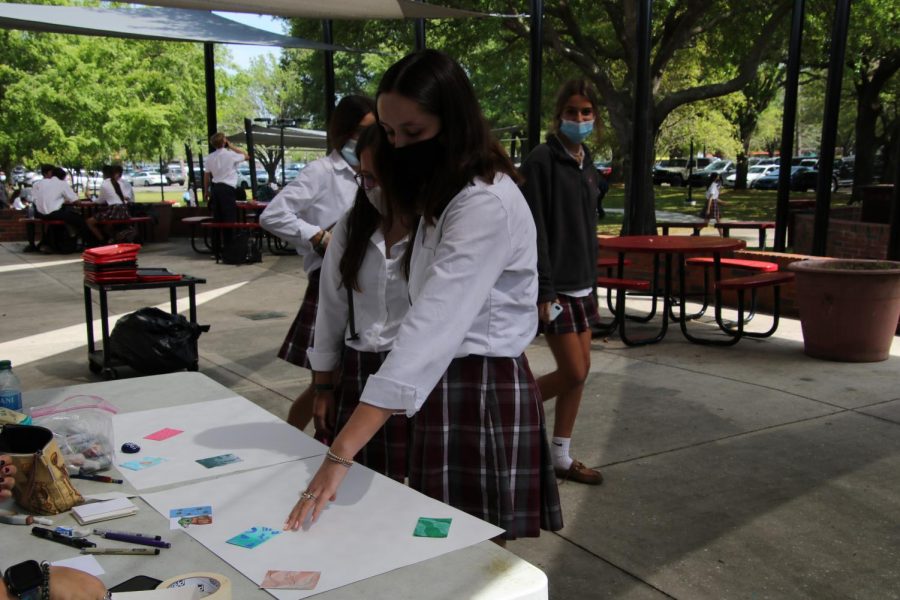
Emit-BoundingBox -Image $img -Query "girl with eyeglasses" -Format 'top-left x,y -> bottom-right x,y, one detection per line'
260,95 -> 376,431
520,79 -> 606,485
285,50 -> 562,541
305,125 -> 412,481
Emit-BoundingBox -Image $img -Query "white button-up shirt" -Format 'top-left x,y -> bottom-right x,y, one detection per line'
307,211 -> 410,371
360,173 -> 539,416
259,151 -> 357,274
96,179 -> 134,205
204,148 -> 245,188
31,177 -> 77,215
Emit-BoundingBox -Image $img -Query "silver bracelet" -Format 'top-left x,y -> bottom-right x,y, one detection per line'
325,449 -> 353,468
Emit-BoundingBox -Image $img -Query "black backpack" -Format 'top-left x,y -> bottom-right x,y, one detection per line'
222,230 -> 261,265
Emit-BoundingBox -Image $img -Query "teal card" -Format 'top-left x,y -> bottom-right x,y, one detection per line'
226,526 -> 281,549
413,517 -> 452,538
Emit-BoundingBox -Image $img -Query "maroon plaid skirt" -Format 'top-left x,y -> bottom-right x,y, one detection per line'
539,293 -> 601,335
94,203 -> 130,221
410,354 -> 563,539
278,268 -> 320,368
328,348 -> 410,483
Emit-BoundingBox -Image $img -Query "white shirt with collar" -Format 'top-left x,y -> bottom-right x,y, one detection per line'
204,148 -> 245,188
96,179 -> 134,205
259,150 -> 358,274
307,210 -> 410,372
359,172 -> 539,417
31,177 -> 78,215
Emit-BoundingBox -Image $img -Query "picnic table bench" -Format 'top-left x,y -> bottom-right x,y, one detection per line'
656,220 -> 708,236
714,221 -> 776,249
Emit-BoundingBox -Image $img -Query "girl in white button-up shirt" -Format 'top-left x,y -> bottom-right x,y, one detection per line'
259,95 -> 376,430
306,125 -> 411,482
286,50 -> 563,541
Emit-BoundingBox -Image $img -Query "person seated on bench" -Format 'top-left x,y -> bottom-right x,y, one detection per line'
86,165 -> 135,243
31,164 -> 95,252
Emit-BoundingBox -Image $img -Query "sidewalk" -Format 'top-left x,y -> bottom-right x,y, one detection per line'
2,239 -> 898,599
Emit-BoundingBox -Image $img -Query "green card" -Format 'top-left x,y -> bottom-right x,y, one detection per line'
414,517 -> 452,538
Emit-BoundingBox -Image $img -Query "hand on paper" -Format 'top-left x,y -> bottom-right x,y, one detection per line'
312,391 -> 336,437
283,460 -> 349,531
48,566 -> 108,600
0,454 -> 16,500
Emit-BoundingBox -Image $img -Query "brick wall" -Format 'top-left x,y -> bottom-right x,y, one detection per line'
792,210 -> 891,259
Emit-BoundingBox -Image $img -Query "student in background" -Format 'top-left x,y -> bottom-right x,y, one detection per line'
260,95 -> 376,430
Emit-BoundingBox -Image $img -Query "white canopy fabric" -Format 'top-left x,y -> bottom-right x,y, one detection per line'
129,0 -> 490,20
0,3 -> 350,49
229,125 -> 329,150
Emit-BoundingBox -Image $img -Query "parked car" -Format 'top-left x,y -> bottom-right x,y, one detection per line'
280,167 -> 302,185
163,165 -> 185,185
594,160 -> 612,180
237,167 -> 269,189
724,165 -> 778,188
653,157 -> 712,186
132,170 -> 167,186
751,166 -> 838,192
69,170 -> 104,192
688,159 -> 734,187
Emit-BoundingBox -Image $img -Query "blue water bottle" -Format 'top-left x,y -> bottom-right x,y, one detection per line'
0,360 -> 23,412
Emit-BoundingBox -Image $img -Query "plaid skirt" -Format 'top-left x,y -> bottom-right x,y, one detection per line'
539,293 -> 601,335
329,348 -> 411,483
94,203 -> 130,221
278,268 -> 320,368
410,354 -> 563,539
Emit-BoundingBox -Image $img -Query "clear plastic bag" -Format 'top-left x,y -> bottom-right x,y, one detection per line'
31,395 -> 119,475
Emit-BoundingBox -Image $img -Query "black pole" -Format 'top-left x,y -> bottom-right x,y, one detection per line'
203,43 -> 217,152
245,118 -> 257,199
526,0 -> 543,154
626,0 -> 653,235
686,139 -> 695,204
323,20 -> 336,146
197,150 -> 206,205
414,19 -> 426,50
158,154 -> 165,203
811,0 -> 851,256
888,180 -> 900,260
185,143 -> 195,206
775,0 -> 806,251
280,126 -> 286,187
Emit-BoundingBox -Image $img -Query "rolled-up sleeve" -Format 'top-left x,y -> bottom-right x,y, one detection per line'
359,190 -> 513,416
306,216 -> 350,372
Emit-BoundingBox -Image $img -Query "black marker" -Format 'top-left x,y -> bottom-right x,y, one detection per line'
31,526 -> 97,549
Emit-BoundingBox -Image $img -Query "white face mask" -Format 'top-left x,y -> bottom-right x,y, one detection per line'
365,186 -> 386,215
341,139 -> 360,168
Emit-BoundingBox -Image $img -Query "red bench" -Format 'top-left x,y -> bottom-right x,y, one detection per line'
594,276 -> 652,336
714,271 -> 796,341
201,221 -> 263,263
182,216 -> 214,254
685,257 -> 780,322
656,220 -> 708,236
94,216 -> 153,242
20,218 -> 68,252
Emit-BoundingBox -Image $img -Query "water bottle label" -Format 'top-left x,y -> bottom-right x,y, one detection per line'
0,390 -> 22,411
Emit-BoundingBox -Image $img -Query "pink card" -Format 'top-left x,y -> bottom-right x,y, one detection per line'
144,427 -> 184,441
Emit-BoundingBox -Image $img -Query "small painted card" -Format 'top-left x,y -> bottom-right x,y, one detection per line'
120,456 -> 166,471
144,427 -> 183,441
226,526 -> 281,549
260,570 -> 320,590
196,453 -> 243,469
413,517 -> 452,538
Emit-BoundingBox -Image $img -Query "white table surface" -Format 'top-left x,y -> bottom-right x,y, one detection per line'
2,373 -> 548,600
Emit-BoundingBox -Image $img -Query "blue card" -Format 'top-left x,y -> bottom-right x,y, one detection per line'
120,456 -> 166,471
196,453 -> 242,469
169,505 -> 212,518
226,526 -> 281,549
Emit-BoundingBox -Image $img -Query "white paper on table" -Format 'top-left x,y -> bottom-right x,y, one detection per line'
83,491 -> 138,502
51,555 -> 105,577
112,589 -> 199,600
113,397 -> 326,490
140,457 -> 504,599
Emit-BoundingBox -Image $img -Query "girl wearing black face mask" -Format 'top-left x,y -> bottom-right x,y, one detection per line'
285,50 -> 563,543
305,125 -> 412,482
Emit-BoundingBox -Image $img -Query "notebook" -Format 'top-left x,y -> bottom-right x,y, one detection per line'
72,498 -> 138,525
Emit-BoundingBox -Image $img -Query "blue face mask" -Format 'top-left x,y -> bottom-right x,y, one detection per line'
340,139 -> 360,168
559,120 -> 594,144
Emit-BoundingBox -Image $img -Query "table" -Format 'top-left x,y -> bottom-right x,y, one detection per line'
598,235 -> 746,345
4,373 -> 547,599
83,275 -> 206,379
714,221 -> 776,249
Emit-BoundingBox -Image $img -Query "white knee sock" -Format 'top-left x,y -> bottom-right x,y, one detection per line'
551,436 -> 573,470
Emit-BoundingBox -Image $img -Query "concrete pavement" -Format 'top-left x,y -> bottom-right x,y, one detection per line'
2,239 -> 898,599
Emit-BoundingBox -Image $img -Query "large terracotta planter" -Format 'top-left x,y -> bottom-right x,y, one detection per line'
788,259 -> 900,362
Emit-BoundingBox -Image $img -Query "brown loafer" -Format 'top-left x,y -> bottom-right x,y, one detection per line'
555,459 -> 603,485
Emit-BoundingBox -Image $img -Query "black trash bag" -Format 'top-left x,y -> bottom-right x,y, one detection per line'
109,307 -> 208,374
222,230 -> 261,265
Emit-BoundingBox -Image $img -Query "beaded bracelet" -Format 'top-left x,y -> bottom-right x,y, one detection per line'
325,449 -> 353,468
40,561 -> 50,600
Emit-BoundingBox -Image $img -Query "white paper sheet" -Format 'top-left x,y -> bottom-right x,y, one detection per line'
140,457 -> 504,599
113,397 -> 325,490
112,589 -> 198,600
51,555 -> 105,577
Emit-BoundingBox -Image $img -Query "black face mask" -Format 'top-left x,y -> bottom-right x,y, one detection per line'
391,136 -> 444,204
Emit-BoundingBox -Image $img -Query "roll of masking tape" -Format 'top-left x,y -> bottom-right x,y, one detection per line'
158,572 -> 232,599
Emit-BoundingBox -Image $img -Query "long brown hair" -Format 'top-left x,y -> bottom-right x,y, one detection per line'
328,95 -> 376,152
376,50 -> 519,225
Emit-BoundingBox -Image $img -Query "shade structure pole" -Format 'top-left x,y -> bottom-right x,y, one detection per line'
203,42 -> 217,152
526,0 -> 543,154
280,125 -> 286,187
185,143 -> 195,205
774,0 -> 806,251
197,150 -> 205,204
812,0 -> 852,256
626,0 -> 653,235
323,19 -> 336,146
889,177 -> 900,260
245,118 -> 257,199
414,19 -> 426,50
158,154 -> 165,203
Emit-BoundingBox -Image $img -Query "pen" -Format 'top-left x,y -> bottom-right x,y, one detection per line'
81,547 -> 160,556
92,528 -> 161,540
0,513 -> 33,526
94,531 -> 170,549
32,526 -> 97,549
70,474 -> 124,484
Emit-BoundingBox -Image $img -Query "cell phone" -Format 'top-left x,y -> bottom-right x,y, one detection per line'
108,575 -> 163,592
549,302 -> 564,321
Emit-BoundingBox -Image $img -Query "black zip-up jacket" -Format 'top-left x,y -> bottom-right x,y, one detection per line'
520,135 -> 601,303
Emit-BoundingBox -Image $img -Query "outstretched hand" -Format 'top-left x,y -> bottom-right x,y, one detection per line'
283,460 -> 350,531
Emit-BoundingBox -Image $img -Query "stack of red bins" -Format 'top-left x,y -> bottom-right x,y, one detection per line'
82,244 -> 141,284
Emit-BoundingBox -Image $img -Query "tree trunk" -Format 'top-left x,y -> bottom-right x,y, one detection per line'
852,81 -> 880,204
